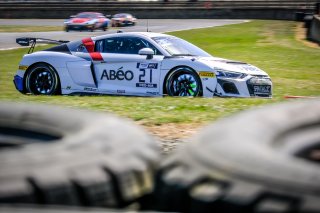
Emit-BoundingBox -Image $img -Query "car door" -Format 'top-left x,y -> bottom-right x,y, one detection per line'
94,36 -> 164,96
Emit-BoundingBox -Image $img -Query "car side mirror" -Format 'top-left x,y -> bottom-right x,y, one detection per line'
139,48 -> 154,59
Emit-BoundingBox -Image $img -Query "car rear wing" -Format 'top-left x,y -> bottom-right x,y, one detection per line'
16,37 -> 69,54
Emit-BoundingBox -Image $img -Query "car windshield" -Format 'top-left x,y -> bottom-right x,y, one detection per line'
114,14 -> 129,18
77,13 -> 98,18
152,36 -> 211,57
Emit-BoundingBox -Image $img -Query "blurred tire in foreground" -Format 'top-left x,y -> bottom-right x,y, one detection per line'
0,205 -> 159,213
153,99 -> 320,213
0,102 -> 161,209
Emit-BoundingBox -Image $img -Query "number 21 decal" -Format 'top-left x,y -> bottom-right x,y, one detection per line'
136,63 -> 158,88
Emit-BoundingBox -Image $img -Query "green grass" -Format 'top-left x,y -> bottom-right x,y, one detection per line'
0,25 -> 62,32
0,20 -> 319,126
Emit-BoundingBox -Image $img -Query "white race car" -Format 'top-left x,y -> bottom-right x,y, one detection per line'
14,32 -> 272,97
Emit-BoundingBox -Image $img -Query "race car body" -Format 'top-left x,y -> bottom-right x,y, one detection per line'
64,12 -> 110,32
14,32 -> 272,98
111,13 -> 137,27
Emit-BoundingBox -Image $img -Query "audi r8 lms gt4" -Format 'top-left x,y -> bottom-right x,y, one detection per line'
111,13 -> 137,27
14,32 -> 272,98
64,12 -> 110,32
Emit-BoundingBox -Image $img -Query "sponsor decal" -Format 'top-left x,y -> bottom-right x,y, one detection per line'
84,87 -> 97,91
136,83 -> 157,88
253,85 -> 271,94
100,67 -> 134,81
117,90 -> 125,94
18,65 -> 28,71
199,71 -> 215,78
146,91 -> 159,95
240,65 -> 258,72
136,63 -> 158,69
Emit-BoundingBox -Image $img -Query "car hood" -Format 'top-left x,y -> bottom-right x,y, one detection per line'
71,18 -> 91,23
112,18 -> 125,21
198,56 -> 268,76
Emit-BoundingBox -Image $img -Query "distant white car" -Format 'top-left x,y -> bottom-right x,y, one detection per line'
111,13 -> 137,27
14,32 -> 272,97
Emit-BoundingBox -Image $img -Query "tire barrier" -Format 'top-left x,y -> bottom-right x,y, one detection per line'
153,99 -> 320,212
0,102 -> 161,209
307,15 -> 320,45
1,100 -> 320,212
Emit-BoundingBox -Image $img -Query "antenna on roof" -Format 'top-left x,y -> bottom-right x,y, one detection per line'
147,19 -> 149,32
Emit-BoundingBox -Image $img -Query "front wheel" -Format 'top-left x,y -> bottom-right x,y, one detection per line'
25,63 -> 60,95
166,67 -> 202,97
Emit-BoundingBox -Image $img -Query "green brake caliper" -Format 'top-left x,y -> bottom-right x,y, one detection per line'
188,82 -> 197,95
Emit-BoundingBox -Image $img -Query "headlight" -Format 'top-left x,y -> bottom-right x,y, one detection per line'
215,68 -> 247,79
248,77 -> 272,85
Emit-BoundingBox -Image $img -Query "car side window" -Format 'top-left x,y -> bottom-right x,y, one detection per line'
95,37 -> 162,55
95,40 -> 104,52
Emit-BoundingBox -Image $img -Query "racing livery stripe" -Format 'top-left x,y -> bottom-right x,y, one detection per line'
82,37 -> 103,61
90,52 -> 103,61
82,37 -> 95,53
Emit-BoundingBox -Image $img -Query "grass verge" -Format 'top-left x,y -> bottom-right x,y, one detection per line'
0,20 -> 319,127
0,25 -> 62,32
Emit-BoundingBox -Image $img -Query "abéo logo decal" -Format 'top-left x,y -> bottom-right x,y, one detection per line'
100,67 -> 134,81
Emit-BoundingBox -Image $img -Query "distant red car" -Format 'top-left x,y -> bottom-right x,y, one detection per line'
111,13 -> 137,27
64,12 -> 110,32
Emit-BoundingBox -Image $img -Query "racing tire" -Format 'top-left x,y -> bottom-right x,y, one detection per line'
166,67 -> 202,97
0,205 -> 153,213
152,100 -> 320,212
0,102 -> 161,209
25,63 -> 60,95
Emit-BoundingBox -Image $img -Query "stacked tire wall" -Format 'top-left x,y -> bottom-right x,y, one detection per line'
308,15 -> 320,45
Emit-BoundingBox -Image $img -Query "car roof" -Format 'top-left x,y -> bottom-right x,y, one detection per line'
93,32 -> 172,41
78,12 -> 101,15
114,13 -> 131,16
76,12 -> 103,16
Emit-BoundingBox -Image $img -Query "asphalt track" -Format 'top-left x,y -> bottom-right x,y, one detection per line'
0,19 -> 247,50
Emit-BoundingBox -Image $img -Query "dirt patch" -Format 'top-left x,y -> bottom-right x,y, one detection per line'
144,123 -> 203,140
139,123 -> 205,154
295,22 -> 320,48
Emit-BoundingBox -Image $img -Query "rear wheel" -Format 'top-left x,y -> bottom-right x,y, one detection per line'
166,67 -> 202,97
25,63 -> 60,95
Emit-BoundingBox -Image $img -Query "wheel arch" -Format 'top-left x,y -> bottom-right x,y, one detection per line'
24,62 -> 61,94
162,65 -> 203,96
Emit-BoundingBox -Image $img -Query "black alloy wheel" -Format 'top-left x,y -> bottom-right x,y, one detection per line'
25,63 -> 60,95
166,68 -> 202,97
